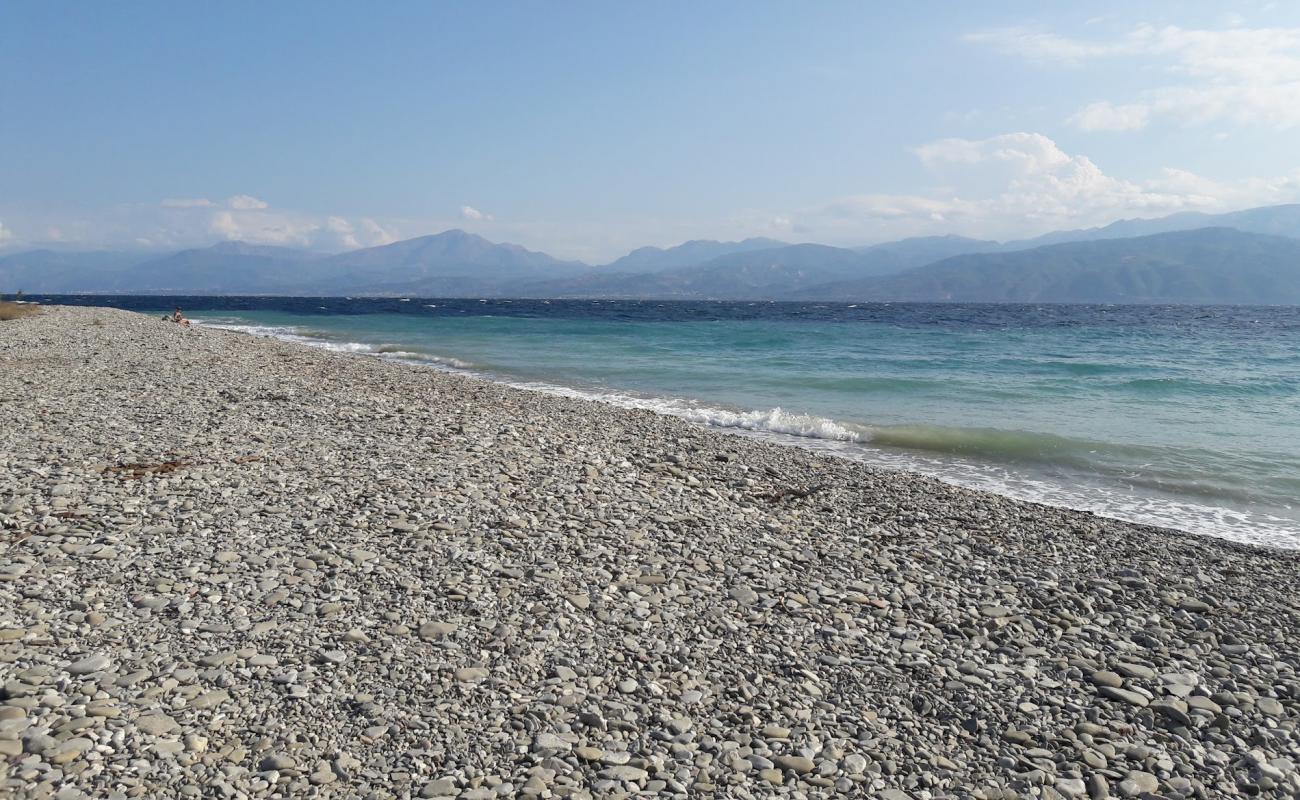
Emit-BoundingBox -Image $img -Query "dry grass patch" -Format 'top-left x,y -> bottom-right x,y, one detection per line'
0,301 -> 40,321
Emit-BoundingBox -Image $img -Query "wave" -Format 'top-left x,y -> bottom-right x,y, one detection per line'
193,319 -> 475,369
1117,377 -> 1297,396
540,385 -> 1298,547
517,388 -> 871,444
867,424 -> 1107,466
194,316 -> 1300,548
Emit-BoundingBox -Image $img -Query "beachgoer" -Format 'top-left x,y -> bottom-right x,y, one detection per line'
171,308 -> 191,327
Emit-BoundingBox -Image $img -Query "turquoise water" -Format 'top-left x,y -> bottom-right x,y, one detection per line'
45,297 -> 1300,548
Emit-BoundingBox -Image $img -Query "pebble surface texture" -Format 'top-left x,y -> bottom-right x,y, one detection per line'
2,305 -> 1299,800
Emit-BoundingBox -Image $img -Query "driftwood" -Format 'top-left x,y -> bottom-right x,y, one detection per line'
101,454 -> 263,480
103,460 -> 192,479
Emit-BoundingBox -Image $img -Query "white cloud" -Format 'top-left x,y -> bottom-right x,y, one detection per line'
359,218 -> 396,246
1145,167 -> 1223,196
319,216 -> 359,249
188,203 -> 392,250
310,216 -> 396,250
208,211 -> 255,241
227,194 -> 269,210
206,210 -> 337,248
1068,101 -> 1151,131
2,196 -> 405,254
818,194 -> 965,224
967,23 -> 1300,130
460,205 -> 493,222
9,139 -> 1299,260
962,26 -> 1128,64
781,132 -> 1298,243
160,197 -> 213,208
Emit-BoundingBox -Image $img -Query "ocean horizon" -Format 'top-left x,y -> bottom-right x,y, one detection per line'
42,294 -> 1300,550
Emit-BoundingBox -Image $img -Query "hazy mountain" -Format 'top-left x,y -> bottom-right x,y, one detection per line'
1,231 -> 591,296
320,229 -> 589,295
6,204 -> 1300,301
524,244 -> 874,298
201,241 -> 321,260
796,228 -> 1300,304
525,236 -> 1001,299
852,234 -> 1003,268
602,238 -> 786,273
326,230 -> 585,276
122,242 -> 328,293
0,250 -> 148,293
1012,204 -> 1300,249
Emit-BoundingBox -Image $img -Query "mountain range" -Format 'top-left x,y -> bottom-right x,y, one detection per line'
4,203 -> 1300,304
798,228 -> 1300,304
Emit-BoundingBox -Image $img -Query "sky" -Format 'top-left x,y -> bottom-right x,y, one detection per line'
3,1 -> 1300,262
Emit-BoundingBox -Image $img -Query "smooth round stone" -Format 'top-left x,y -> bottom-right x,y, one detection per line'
64,655 -> 112,675
260,753 -> 297,771
772,755 -> 815,774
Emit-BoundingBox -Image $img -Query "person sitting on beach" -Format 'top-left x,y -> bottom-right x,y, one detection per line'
171,307 -> 191,327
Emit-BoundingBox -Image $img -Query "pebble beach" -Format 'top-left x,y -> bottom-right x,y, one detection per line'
2,304 -> 1298,799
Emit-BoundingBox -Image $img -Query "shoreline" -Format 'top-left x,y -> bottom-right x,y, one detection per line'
190,311 -> 1295,551
2,305 -> 1298,798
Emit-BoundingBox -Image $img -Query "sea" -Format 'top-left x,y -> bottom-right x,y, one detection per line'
42,296 -> 1300,550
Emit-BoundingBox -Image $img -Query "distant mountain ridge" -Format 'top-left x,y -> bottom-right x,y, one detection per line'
796,228 -> 1300,304
531,236 -> 1000,299
603,238 -> 786,273
1007,203 -> 1300,249
0,250 -> 146,293
2,230 -> 586,296
4,203 -> 1300,304
316,230 -> 587,296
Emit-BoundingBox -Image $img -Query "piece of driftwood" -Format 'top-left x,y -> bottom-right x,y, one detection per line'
101,454 -> 264,480
103,460 -> 192,479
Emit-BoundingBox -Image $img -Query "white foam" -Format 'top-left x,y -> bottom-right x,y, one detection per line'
484,381 -> 1300,548
194,319 -> 475,370
519,386 -> 868,444
195,317 -> 1300,549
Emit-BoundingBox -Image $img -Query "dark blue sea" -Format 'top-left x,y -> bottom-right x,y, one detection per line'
43,296 -> 1300,548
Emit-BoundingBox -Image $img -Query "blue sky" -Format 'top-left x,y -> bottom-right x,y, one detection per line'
3,1 -> 1299,261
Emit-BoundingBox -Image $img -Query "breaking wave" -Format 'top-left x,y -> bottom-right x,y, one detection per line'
194,315 -> 1300,549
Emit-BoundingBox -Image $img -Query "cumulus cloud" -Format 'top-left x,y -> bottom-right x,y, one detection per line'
962,26 -> 1128,64
1068,101 -> 1151,132
460,205 -> 493,222
308,217 -> 396,250
359,218 -> 396,246
909,133 -> 1155,221
227,194 -> 269,210
3,194 -> 407,253
817,194 -> 964,224
160,198 -> 213,208
322,216 -> 361,249
149,196 -> 393,251
204,208 -> 384,249
967,23 -> 1300,130
781,132 -> 1297,243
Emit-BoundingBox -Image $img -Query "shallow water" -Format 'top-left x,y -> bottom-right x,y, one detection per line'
44,296 -> 1300,548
